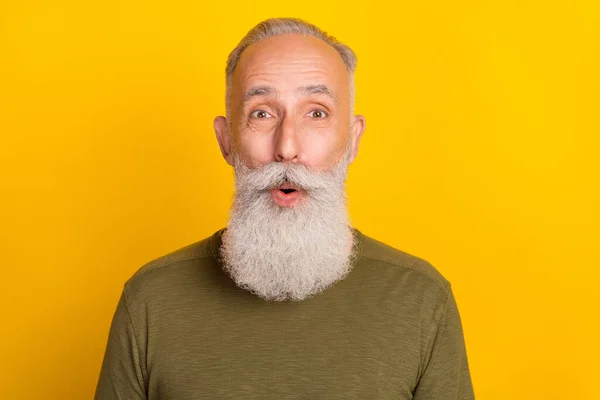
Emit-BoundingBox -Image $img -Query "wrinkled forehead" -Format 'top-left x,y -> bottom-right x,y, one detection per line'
232,34 -> 350,99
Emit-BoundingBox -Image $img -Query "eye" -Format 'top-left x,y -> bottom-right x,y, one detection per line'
307,109 -> 328,119
250,110 -> 272,119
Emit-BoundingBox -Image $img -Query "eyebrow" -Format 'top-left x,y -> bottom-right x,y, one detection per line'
243,85 -> 276,102
242,84 -> 337,105
299,84 -> 334,100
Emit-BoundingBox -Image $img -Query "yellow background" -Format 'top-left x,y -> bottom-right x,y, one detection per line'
1,1 -> 598,398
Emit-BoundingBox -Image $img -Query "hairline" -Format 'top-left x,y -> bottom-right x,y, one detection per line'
224,18 -> 357,119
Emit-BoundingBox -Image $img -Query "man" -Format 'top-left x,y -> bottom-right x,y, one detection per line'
95,17 -> 474,399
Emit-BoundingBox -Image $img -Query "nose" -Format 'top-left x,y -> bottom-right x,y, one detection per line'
274,115 -> 300,163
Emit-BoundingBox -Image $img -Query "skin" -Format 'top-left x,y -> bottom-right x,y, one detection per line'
214,34 -> 366,206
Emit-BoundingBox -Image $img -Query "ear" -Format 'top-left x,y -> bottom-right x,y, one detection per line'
349,114 -> 366,164
214,116 -> 234,166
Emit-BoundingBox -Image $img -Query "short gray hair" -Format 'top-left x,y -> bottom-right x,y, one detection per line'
224,17 -> 357,117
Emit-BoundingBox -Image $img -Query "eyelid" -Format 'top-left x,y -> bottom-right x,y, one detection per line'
249,109 -> 273,119
306,109 -> 329,118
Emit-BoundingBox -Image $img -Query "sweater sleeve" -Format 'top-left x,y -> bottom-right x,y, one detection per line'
413,286 -> 475,399
94,288 -> 147,400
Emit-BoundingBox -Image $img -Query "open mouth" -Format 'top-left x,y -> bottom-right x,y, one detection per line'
270,184 -> 303,207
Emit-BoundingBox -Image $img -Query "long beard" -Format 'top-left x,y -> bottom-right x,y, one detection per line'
220,144 -> 356,301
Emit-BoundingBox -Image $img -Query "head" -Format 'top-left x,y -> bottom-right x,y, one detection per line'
213,18 -> 366,301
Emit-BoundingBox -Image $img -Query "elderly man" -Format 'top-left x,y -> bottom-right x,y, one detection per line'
95,17 -> 474,400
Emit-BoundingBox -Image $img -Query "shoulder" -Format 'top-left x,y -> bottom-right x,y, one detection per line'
356,229 -> 450,294
123,229 -> 222,294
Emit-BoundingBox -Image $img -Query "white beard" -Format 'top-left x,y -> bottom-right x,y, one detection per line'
220,144 -> 356,301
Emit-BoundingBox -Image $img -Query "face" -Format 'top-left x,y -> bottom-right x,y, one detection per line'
215,34 -> 366,208
215,33 -> 366,300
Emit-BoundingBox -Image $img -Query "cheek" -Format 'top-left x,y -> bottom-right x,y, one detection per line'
301,129 -> 348,169
235,132 -> 274,167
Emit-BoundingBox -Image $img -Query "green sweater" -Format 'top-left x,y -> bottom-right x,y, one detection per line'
95,228 -> 474,399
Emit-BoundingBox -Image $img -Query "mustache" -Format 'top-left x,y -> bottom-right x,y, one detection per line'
234,159 -> 348,193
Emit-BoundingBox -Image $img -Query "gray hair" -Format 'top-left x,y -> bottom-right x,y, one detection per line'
224,17 -> 357,118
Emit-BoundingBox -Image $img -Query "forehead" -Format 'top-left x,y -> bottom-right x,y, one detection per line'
233,34 -> 349,95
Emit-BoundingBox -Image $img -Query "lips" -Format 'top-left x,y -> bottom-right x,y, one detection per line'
277,183 -> 299,194
270,183 -> 304,207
